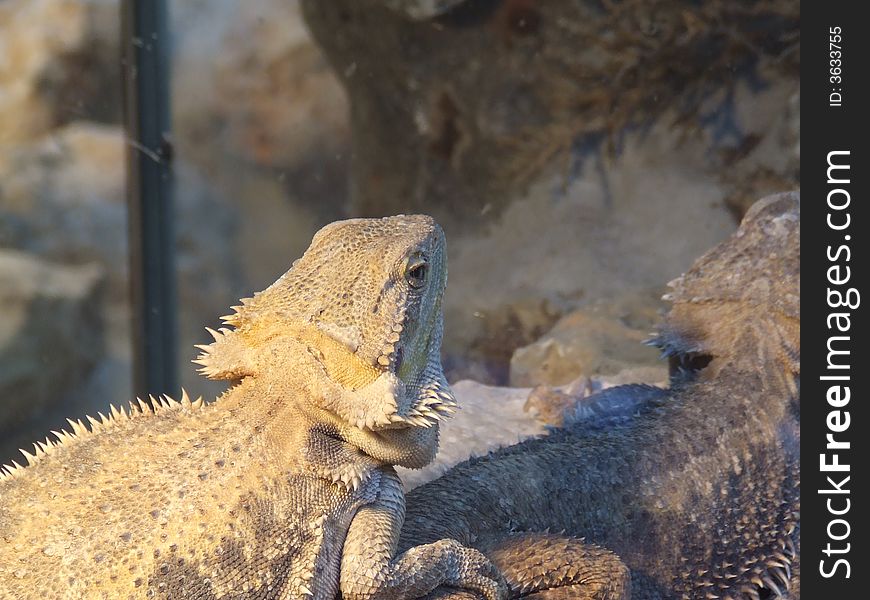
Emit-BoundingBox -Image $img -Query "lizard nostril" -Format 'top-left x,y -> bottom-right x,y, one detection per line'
393,347 -> 404,372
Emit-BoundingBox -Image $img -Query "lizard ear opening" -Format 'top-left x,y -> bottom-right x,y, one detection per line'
192,327 -> 256,381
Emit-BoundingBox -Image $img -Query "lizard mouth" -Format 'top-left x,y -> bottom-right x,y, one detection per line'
645,327 -> 713,381
667,350 -> 713,379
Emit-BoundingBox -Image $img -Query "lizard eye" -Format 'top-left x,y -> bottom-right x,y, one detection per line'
406,256 -> 428,289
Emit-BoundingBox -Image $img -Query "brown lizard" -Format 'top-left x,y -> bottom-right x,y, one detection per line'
0,215 -> 507,599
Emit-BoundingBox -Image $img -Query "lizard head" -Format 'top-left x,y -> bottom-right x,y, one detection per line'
650,192 -> 800,392
194,215 -> 456,460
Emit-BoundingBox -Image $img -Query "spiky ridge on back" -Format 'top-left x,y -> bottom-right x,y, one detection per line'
0,391 -> 205,482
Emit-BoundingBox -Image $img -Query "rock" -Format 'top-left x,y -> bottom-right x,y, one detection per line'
439,129 -> 741,382
173,0 -> 348,172
0,250 -> 105,463
302,0 -> 799,222
301,0 -> 798,387
0,122 -> 127,297
0,121 -> 242,407
508,292 -> 667,387
0,0 -> 120,145
443,298 -> 562,384
439,79 -> 802,385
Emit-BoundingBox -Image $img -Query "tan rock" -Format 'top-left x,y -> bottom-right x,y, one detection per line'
0,0 -> 120,144
441,102 -> 756,384
173,0 -> 348,171
0,122 -> 127,296
0,250 -> 104,457
509,294 -> 667,388
0,121 -> 124,209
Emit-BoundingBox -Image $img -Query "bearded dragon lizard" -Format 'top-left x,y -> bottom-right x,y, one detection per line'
0,215 -> 506,599
402,193 -> 801,599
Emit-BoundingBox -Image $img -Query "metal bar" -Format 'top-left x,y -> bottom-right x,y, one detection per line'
121,0 -> 177,400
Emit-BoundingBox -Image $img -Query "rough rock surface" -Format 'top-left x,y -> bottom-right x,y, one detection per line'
173,0 -> 348,172
441,111 -> 745,383
301,0 -> 800,385
441,78 -> 798,384
398,370 -> 667,489
509,292 -> 666,387
302,0 -> 799,222
0,122 -> 127,294
0,0 -> 120,144
0,251 -> 104,461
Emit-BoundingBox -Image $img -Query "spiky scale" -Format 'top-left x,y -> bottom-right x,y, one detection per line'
86,415 -> 102,431
50,430 -> 69,444
19,449 -> 37,467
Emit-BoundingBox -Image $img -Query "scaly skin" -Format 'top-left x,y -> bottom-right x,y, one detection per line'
401,193 -> 801,599
0,215 -> 506,600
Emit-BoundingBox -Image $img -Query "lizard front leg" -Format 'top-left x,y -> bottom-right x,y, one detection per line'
340,470 -> 507,600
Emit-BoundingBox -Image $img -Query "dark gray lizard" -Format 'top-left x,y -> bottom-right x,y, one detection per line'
401,192 -> 801,599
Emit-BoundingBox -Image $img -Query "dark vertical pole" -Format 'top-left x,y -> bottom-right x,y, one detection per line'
121,0 -> 177,400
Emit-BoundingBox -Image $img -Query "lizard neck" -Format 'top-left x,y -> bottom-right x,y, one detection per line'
216,361 -> 438,484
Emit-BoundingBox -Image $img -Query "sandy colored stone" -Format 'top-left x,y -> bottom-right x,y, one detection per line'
0,123 -> 127,295
509,294 -> 666,387
0,250 -> 104,453
0,0 -> 120,144
173,0 -> 348,171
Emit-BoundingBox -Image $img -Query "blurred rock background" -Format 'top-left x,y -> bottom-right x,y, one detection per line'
0,0 -> 798,465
